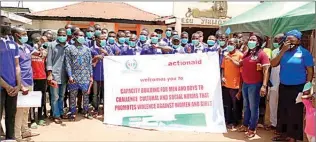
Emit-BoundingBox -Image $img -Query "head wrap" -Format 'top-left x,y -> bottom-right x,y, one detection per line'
285,29 -> 302,40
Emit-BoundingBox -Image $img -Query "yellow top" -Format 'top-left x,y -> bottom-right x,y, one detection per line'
263,48 -> 272,59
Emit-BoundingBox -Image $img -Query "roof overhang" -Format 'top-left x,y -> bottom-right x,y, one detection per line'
1,10 -> 32,25
23,14 -> 166,25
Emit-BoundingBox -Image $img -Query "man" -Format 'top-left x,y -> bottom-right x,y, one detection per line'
12,26 -> 41,141
68,26 -> 81,45
65,24 -> 73,42
141,32 -> 172,55
203,35 -> 219,52
217,33 -> 228,67
85,26 -> 95,48
106,31 -> 120,55
47,28 -> 69,124
94,24 -> 102,37
0,15 -> 21,140
101,28 -> 108,36
266,33 -> 284,131
91,34 -> 113,114
163,27 -> 172,45
137,30 -> 149,50
65,30 -> 93,120
154,28 -> 163,41
180,32 -> 192,54
124,31 -> 131,45
169,35 -> 185,54
116,31 -> 127,50
196,31 -> 207,46
121,34 -> 140,55
191,33 -> 207,53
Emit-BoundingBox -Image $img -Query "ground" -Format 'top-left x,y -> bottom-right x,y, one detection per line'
31,116 -> 274,142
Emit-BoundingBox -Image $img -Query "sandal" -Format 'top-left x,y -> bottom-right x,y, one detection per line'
237,125 -> 248,132
246,130 -> 256,138
53,118 -> 62,124
61,114 -> 69,119
84,113 -> 93,119
69,114 -> 76,121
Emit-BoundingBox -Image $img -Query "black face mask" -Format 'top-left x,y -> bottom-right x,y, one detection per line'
0,25 -> 11,36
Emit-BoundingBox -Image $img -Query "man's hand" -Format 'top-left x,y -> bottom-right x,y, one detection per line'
89,77 -> 93,83
236,91 -> 242,100
96,55 -> 104,60
11,86 -> 20,96
48,80 -> 58,88
186,47 -> 192,53
4,85 -> 15,96
69,77 -> 75,84
221,77 -> 226,85
260,85 -> 267,97
21,86 -> 29,95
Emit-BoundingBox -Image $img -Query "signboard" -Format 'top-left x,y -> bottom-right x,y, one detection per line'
181,18 -> 227,26
103,53 -> 226,133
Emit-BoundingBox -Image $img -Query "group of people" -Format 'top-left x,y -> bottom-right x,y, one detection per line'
0,14 -> 315,142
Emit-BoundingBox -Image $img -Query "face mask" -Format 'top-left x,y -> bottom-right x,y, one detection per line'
248,41 -> 257,49
166,31 -> 171,37
151,37 -> 158,44
129,41 -> 136,47
227,45 -> 235,52
140,35 -> 147,42
207,40 -> 216,46
95,30 -> 101,36
19,35 -> 28,44
118,37 -> 125,44
261,42 -> 266,48
192,40 -> 199,46
108,37 -> 115,44
57,36 -> 67,43
181,38 -> 188,44
100,40 -> 106,47
273,42 -> 280,48
219,41 -> 226,47
157,34 -> 162,39
86,32 -> 93,38
76,36 -> 85,44
172,44 -> 180,49
44,42 -> 49,47
66,29 -> 72,36
125,37 -> 130,43
0,26 -> 11,35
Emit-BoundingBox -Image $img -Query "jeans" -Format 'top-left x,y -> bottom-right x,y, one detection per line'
50,84 -> 66,118
0,89 -> 17,139
242,82 -> 262,131
92,81 -> 104,111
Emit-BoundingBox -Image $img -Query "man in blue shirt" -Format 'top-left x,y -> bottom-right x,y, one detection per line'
169,35 -> 186,54
116,31 -> 127,51
124,31 -> 131,45
106,31 -> 120,56
137,30 -> 149,50
84,26 -> 95,48
163,27 -> 172,45
180,32 -> 193,54
141,32 -> 172,55
121,34 -> 140,56
0,15 -> 22,140
204,35 -> 220,53
191,33 -> 207,53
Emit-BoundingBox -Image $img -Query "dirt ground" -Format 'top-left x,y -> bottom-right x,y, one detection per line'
30,115 -> 275,142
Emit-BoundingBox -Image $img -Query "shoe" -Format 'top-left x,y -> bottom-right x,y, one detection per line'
53,117 -> 62,124
38,120 -> 46,126
30,123 -> 38,129
21,131 -> 40,139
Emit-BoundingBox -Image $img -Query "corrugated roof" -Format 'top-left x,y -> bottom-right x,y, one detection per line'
29,2 -> 160,22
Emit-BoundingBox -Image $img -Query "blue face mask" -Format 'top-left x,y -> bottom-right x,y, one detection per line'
44,42 -> 49,47
207,40 -> 216,46
227,45 -> 235,52
19,36 -> 28,43
181,38 -> 188,44
125,37 -> 130,43
108,37 -> 115,44
57,36 -> 67,43
86,32 -> 93,38
248,41 -> 257,49
166,31 -> 171,37
157,34 -> 162,39
118,37 -> 125,44
140,35 -> 147,42
76,36 -> 85,44
192,40 -> 199,46
129,41 -> 136,47
100,40 -> 106,47
66,29 -> 72,36
151,37 -> 159,44
219,41 -> 226,47
172,44 -> 180,49
95,30 -> 101,36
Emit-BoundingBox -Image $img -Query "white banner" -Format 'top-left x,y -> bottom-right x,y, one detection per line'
103,53 -> 226,133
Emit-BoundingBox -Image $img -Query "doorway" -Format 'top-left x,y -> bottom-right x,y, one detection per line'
182,27 -> 218,42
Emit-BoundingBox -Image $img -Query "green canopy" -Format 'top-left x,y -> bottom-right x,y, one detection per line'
220,2 -> 307,37
273,1 -> 316,35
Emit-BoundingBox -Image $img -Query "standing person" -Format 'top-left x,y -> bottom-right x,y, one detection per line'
47,28 -> 69,124
101,28 -> 108,36
237,33 -> 270,138
137,30 -> 149,50
125,31 -> 131,45
91,33 -> 113,115
107,31 -> 120,56
12,26 -> 41,141
204,35 -> 219,52
271,30 -> 314,142
217,34 -> 228,66
121,34 -> 141,55
65,24 -> 73,42
30,35 -> 49,128
180,32 -> 193,54
84,26 -> 95,48
154,28 -> 163,41
196,31 -> 207,46
221,38 -> 243,131
94,24 -> 102,37
65,31 -> 93,120
191,33 -> 206,53
265,33 -> 284,132
163,28 -> 172,45
68,27 -> 81,45
116,31 -> 127,50
140,32 -> 164,55
0,16 -> 21,140
169,35 -> 185,54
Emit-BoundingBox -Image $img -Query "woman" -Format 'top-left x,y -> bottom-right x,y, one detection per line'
221,38 -> 243,130
237,33 -> 270,138
271,30 -> 314,142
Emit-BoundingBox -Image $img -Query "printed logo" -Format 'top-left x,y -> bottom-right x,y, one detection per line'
125,59 -> 138,70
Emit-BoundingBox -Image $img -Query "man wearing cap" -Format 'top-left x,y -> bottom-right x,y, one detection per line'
169,35 -> 186,54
